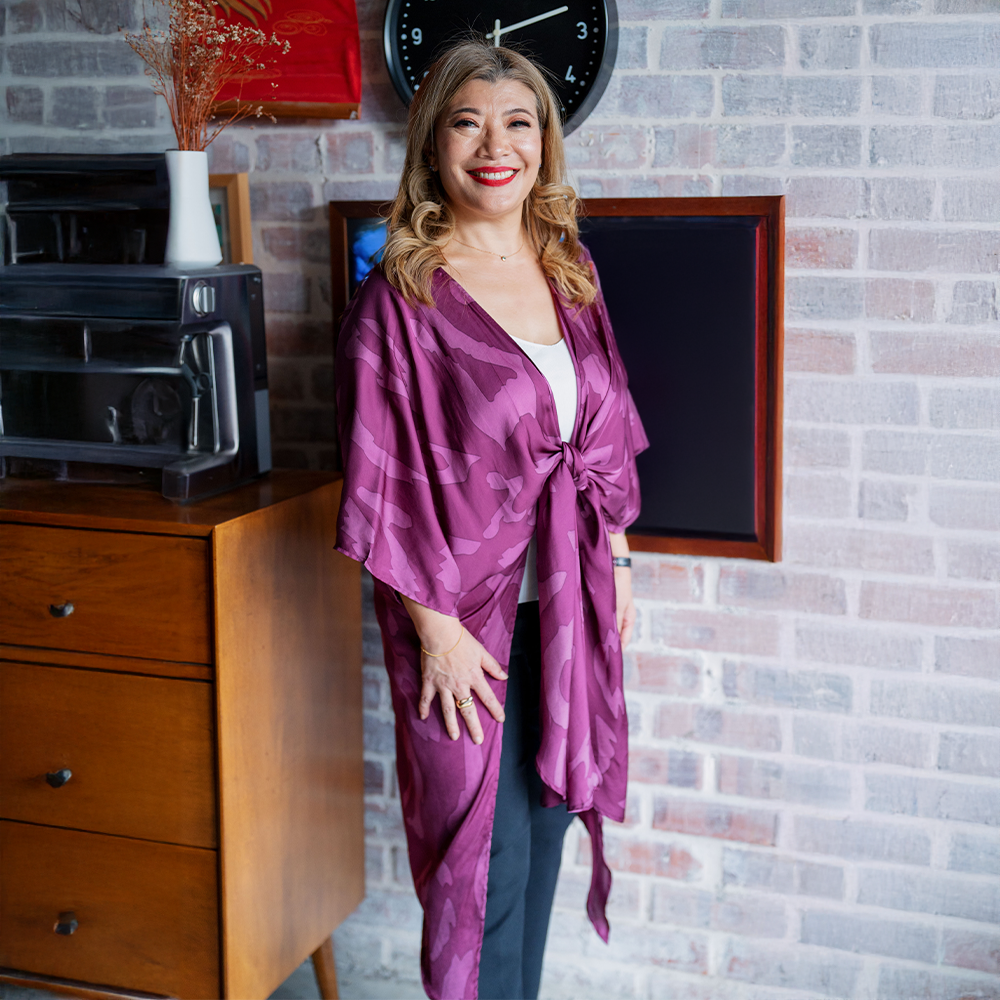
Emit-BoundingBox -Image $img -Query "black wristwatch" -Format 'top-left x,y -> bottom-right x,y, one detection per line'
612,556 -> 632,568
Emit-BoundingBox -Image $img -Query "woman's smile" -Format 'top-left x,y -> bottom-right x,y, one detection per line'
467,167 -> 519,186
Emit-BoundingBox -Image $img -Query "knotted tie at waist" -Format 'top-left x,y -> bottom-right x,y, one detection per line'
560,441 -> 591,492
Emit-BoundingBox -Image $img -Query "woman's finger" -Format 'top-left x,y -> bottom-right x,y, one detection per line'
439,689 -> 461,741
418,675 -> 438,720
480,651 -> 508,681
473,676 -> 506,724
621,601 -> 636,649
458,695 -> 485,745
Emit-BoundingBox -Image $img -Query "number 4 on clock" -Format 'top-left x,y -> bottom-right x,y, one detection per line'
565,64 -> 576,82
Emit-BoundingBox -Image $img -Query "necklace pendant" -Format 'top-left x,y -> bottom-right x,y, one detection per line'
500,255 -> 507,261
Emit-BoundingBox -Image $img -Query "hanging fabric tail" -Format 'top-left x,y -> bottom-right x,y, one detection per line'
581,809 -> 612,942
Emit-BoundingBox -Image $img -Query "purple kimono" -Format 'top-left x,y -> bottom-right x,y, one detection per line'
335,256 -> 648,1000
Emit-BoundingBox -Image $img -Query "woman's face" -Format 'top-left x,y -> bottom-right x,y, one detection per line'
431,77 -> 543,225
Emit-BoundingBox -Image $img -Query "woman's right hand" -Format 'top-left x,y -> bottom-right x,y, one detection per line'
401,595 -> 507,745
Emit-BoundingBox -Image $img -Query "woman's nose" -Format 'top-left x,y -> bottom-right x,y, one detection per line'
478,124 -> 509,159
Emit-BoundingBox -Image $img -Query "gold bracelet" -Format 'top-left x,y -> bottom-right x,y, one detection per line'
421,625 -> 464,658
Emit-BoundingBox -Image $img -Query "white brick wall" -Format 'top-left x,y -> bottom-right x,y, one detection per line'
2,1 -> 997,997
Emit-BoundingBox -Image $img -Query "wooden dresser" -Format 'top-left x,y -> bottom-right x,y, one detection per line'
0,471 -> 364,1000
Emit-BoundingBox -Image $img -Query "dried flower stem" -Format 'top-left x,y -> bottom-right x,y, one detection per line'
123,0 -> 290,151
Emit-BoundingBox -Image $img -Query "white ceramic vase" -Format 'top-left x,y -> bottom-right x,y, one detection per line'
164,149 -> 223,268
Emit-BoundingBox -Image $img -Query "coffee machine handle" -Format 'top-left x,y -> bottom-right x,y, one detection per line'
204,321 -> 239,458
162,322 -> 240,500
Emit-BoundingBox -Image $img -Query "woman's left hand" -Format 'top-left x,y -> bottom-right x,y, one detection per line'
610,531 -> 635,648
614,564 -> 636,648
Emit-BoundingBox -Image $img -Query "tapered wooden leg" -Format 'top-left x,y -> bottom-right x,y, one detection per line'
311,936 -> 339,1000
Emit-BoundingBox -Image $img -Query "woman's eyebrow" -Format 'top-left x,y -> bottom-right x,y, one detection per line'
446,106 -> 536,117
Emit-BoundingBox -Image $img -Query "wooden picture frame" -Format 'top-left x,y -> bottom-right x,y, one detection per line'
328,197 -> 784,563
329,200 -> 390,338
209,173 -> 254,265
580,197 -> 784,563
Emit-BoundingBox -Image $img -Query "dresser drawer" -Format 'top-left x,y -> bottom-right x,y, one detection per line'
0,820 -> 220,1000
0,661 -> 217,848
0,523 -> 211,663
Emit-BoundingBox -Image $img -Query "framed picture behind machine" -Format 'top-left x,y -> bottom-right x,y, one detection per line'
329,196 -> 784,562
209,173 -> 254,265
329,200 -> 391,334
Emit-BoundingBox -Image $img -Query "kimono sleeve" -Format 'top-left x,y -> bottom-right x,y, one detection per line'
334,275 -> 463,618
585,251 -> 651,534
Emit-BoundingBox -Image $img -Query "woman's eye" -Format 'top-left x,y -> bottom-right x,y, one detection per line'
454,118 -> 479,128
509,119 -> 532,128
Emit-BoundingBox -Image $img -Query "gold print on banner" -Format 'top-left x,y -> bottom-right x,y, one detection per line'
214,0 -> 273,25
274,9 -> 336,35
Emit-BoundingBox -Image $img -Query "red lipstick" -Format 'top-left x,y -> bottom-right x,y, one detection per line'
467,167 -> 519,187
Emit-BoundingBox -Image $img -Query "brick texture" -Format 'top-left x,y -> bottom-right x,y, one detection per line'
723,847 -> 844,899
724,661 -> 853,713
950,832 -> 1000,877
795,816 -> 931,865
718,755 -> 852,807
723,939 -> 862,997
784,330 -> 856,374
801,910 -> 937,962
859,868 -> 1000,924
793,717 -> 930,768
8,3 -> 1000,998
655,703 -> 782,751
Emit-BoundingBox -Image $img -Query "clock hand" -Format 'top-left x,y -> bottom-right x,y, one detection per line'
486,5 -> 569,45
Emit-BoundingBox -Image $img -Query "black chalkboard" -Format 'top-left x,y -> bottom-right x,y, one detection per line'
580,198 -> 784,561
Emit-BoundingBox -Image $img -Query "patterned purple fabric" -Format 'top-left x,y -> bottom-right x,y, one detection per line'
335,259 -> 648,1000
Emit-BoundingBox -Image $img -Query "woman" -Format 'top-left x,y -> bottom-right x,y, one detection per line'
335,40 -> 647,1000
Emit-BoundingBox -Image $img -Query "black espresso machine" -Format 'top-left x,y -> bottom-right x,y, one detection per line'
0,153 -> 272,501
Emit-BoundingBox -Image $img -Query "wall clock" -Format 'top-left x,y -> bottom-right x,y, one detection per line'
383,0 -> 618,134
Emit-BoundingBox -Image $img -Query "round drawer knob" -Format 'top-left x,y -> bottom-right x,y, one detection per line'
54,911 -> 78,936
45,769 -> 73,788
49,602 -> 75,618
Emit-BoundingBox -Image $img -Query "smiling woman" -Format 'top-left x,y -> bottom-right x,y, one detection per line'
380,43 -> 596,312
427,78 -> 568,343
334,40 -> 647,1000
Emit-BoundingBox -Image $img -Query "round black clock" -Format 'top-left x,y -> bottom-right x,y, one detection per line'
383,0 -> 618,134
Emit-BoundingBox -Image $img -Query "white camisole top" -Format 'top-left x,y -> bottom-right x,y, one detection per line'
511,335 -> 579,603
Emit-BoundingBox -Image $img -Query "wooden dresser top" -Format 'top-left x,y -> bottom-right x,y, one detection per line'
0,470 -> 341,537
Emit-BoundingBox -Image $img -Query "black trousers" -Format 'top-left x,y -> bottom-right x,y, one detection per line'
477,602 -> 576,1000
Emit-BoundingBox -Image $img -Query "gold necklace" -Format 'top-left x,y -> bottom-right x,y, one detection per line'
450,235 -> 524,262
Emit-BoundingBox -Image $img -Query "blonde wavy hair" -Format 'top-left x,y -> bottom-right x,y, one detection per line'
380,40 -> 596,307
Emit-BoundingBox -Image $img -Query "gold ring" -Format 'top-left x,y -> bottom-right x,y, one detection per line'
455,696 -> 474,710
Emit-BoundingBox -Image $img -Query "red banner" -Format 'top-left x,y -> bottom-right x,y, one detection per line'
215,0 -> 361,119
